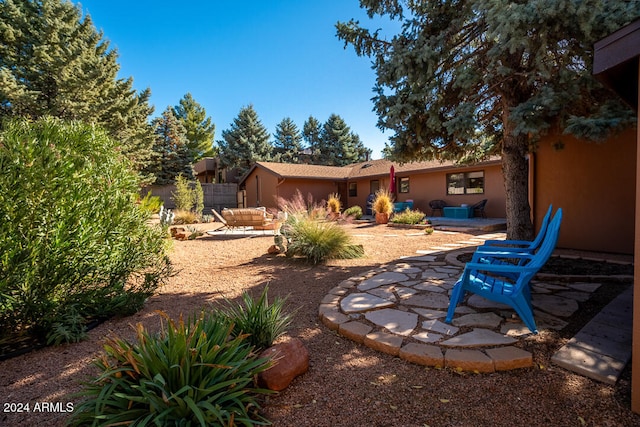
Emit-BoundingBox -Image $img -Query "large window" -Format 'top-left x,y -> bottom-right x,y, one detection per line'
370,180 -> 380,194
399,177 -> 409,193
447,171 -> 484,195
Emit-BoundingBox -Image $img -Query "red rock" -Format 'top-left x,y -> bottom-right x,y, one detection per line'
267,244 -> 280,254
258,338 -> 309,391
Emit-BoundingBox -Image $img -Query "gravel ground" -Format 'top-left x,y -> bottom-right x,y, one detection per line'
1,221 -> 638,426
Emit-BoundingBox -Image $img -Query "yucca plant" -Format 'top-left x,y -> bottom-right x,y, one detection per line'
219,286 -> 293,351
68,311 -> 273,427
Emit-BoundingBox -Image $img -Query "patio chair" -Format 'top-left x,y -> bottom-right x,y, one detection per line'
478,204 -> 553,255
471,199 -> 488,218
445,208 -> 562,334
428,199 -> 447,216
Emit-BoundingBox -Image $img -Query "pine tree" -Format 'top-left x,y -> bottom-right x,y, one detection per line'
0,0 -> 156,176
337,0 -> 639,239
144,107 -> 193,185
173,93 -> 216,161
273,117 -> 303,163
303,115 -> 322,160
316,114 -> 362,166
218,105 -> 272,177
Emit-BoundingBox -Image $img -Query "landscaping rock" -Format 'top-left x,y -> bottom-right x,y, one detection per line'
258,338 -> 309,391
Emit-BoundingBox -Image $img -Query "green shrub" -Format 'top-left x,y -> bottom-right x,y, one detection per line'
282,214 -> 364,264
172,175 -> 194,212
173,176 -> 204,215
219,286 -> 293,351
139,190 -> 163,214
194,180 -> 204,215
68,311 -> 273,427
344,205 -> 363,219
391,208 -> 427,224
0,118 -> 171,348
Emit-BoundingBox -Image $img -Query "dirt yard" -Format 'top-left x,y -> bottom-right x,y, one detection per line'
0,221 -> 637,426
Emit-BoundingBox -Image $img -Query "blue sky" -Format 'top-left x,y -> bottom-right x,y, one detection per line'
76,1 -> 398,159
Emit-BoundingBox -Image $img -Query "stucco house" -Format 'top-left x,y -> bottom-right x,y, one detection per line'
239,158 -> 506,218
592,18 -> 640,414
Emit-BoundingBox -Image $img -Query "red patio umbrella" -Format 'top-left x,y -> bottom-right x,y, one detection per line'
389,165 -> 396,194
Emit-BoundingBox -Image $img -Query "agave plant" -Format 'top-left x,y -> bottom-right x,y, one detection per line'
219,286 -> 294,352
68,311 -> 273,427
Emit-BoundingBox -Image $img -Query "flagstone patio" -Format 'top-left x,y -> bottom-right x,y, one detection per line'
318,232 -> 631,375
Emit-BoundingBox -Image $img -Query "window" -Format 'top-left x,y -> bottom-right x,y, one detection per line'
348,182 -> 357,197
447,171 -> 484,195
399,177 -> 409,193
370,180 -> 380,194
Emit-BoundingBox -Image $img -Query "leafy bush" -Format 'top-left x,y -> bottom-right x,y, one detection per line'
172,175 -> 194,211
344,205 -> 363,219
68,311 -> 273,427
219,286 -> 293,351
138,190 -> 163,214
390,208 -> 427,224
0,118 -> 171,348
173,175 -> 204,215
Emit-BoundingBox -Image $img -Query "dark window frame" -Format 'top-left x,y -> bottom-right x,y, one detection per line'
446,170 -> 485,195
398,177 -> 410,193
348,182 -> 357,197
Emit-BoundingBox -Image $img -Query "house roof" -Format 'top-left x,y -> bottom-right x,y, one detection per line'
239,157 -> 501,186
594,19 -> 640,110
244,161 -> 353,181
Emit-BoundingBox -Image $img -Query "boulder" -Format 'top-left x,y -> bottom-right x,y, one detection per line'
258,338 -> 309,391
267,244 -> 280,254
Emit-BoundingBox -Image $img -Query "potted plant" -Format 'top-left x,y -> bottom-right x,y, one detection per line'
326,193 -> 342,221
372,189 -> 393,224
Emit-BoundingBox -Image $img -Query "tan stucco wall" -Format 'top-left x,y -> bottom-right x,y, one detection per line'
242,169 -> 342,210
347,164 -> 506,217
533,128 -> 637,254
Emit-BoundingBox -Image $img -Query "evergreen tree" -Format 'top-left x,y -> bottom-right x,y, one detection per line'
0,0 -> 156,176
173,93 -> 216,161
144,107 -> 193,185
218,105 -> 272,177
337,0 -> 639,239
317,114 -> 367,166
273,117 -> 303,163
303,115 -> 322,160
350,132 -> 373,163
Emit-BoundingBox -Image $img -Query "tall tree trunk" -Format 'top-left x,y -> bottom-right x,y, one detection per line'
502,117 -> 534,241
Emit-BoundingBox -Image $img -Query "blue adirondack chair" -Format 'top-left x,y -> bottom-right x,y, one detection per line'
477,204 -> 553,254
445,208 -> 563,334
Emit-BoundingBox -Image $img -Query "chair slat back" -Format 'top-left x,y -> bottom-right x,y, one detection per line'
529,204 -> 554,250
529,208 -> 563,269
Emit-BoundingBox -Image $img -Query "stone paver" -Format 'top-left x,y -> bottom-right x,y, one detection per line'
319,230 -> 632,378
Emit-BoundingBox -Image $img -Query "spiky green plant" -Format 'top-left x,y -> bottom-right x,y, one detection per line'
219,286 -> 293,352
283,215 -> 364,264
67,311 -> 273,427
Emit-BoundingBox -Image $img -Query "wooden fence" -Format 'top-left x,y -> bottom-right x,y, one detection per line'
141,183 -> 239,214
